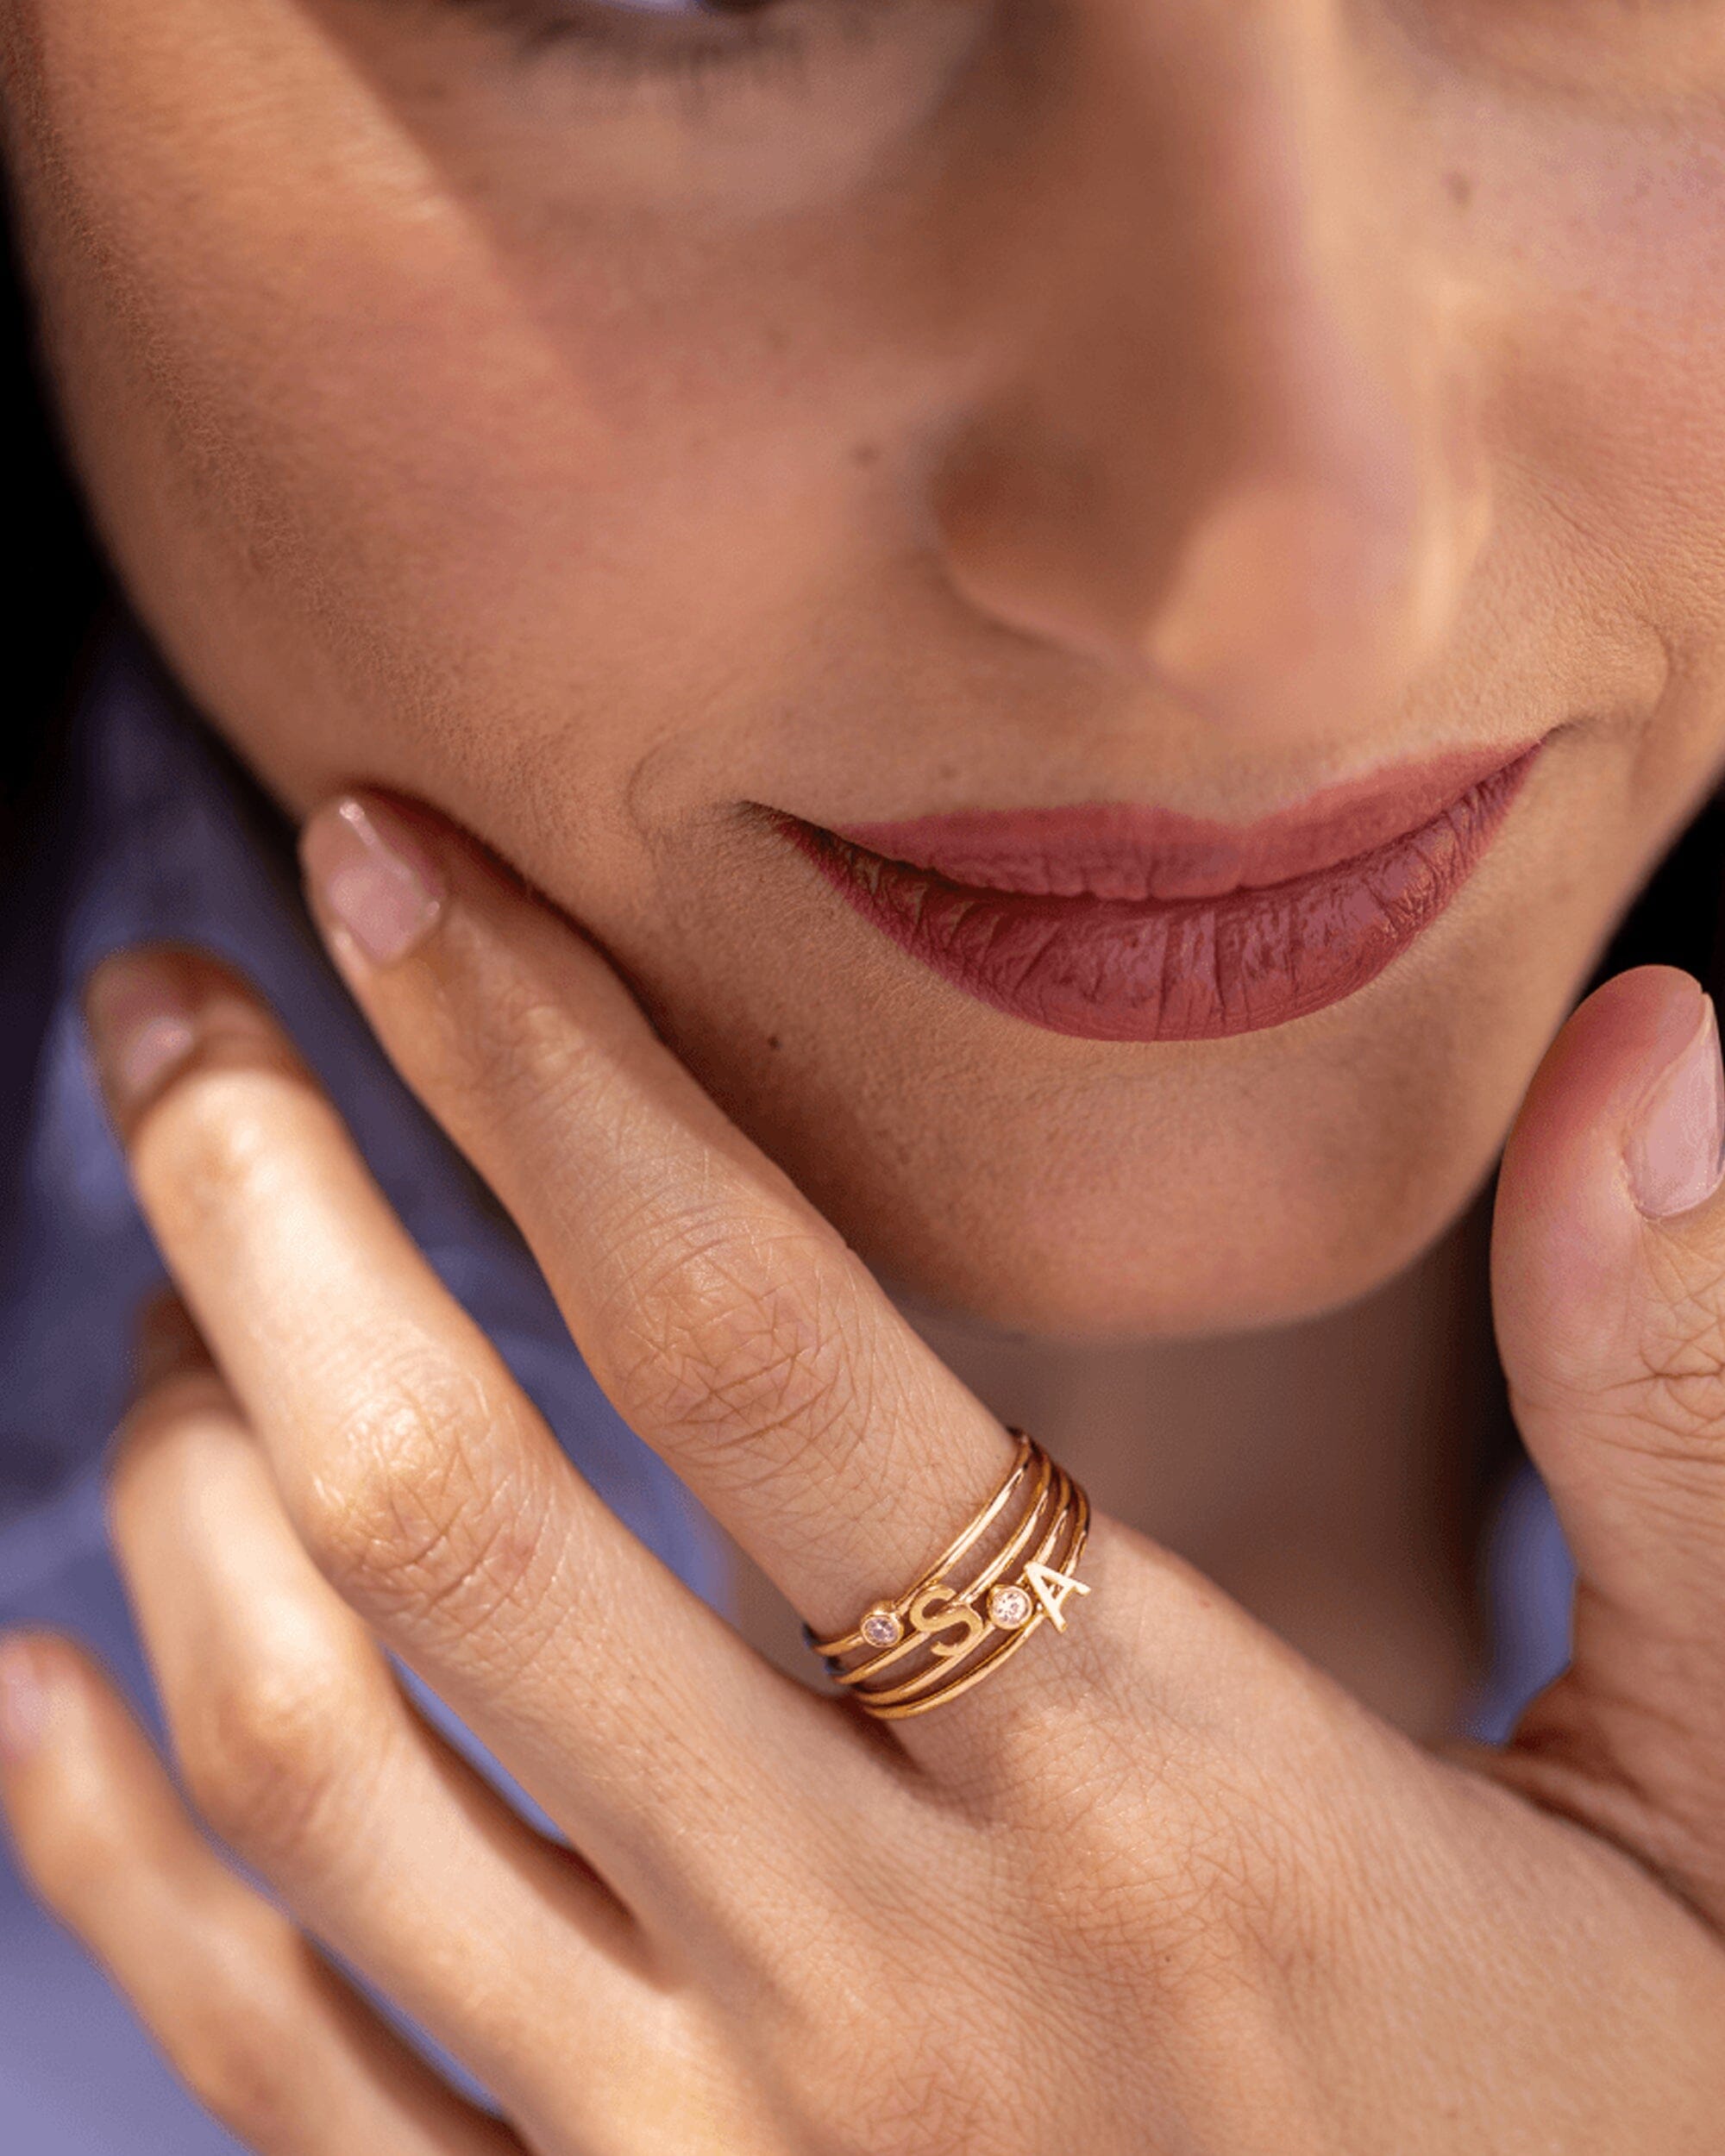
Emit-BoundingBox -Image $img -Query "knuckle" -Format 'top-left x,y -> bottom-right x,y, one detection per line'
1632,1329 -> 1725,1451
430,963 -> 603,1141
596,1200 -> 862,1460
168,1942 -> 322,2149
294,1362 -> 555,1644
474,973 -> 584,1100
1520,1239 -> 1725,1458
177,1639 -> 378,1869
1592,1242 -> 1725,1451
148,1073 -> 301,1225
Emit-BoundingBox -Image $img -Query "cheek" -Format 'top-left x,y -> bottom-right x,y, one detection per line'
10,11 -> 555,788
1402,85 -> 1725,874
7,0 -> 890,819
1465,104 -> 1725,679
1523,174 -> 1725,595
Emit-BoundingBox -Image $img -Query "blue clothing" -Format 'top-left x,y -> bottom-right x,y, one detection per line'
0,637 -> 1571,2152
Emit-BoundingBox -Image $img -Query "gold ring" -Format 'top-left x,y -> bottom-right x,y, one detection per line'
807,1430 -> 1092,1720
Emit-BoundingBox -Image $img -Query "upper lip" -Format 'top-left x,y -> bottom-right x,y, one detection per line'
825,741 -> 1546,904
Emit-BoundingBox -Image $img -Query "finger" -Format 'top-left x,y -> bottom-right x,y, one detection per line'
1492,964 -> 1725,1921
83,950 -> 849,1920
108,1295 -> 741,2147
0,1631 -> 524,2156
296,794 -> 1095,1683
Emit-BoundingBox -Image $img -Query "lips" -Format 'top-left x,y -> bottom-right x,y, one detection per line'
776,743 -> 1543,1044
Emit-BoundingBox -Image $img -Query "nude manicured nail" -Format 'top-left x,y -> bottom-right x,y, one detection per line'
85,951 -> 200,1111
1627,995 -> 1725,1219
302,797 -> 444,967
0,1637 -> 48,1764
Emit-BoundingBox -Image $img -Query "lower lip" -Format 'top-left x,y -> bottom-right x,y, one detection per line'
780,750 -> 1541,1044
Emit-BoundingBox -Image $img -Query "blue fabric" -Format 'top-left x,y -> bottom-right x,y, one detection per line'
0,636 -> 1575,2151
1460,1458 -> 1575,1744
0,638 -> 725,2151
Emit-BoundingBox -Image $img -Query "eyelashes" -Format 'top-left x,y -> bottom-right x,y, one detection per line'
430,0 -> 819,83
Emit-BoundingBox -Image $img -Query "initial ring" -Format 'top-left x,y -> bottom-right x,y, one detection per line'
806,1430 -> 1091,1720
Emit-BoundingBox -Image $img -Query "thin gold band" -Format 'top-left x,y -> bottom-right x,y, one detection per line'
809,1432 -> 1037,1662
824,1448 -> 1055,1688
807,1430 -> 1092,1720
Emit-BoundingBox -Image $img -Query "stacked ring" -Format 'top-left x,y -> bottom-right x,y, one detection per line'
806,1430 -> 1092,1720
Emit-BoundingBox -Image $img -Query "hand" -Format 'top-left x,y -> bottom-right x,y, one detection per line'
4,793 -> 1725,2154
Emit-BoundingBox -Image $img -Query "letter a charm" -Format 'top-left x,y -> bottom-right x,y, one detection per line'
1024,1559 -> 1091,1632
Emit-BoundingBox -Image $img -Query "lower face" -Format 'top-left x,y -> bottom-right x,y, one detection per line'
9,0 -> 1725,1335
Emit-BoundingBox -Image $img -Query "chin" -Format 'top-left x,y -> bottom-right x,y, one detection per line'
676,1031 -> 1496,1344
849,1166 -> 1475,1341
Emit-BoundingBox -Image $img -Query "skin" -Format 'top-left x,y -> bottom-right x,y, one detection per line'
6,0 -> 1725,2143
6,0 -> 1725,1334
3,907 -> 1725,2151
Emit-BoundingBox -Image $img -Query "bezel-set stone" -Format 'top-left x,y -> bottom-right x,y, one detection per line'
860,1607 -> 904,1650
988,1583 -> 1033,1630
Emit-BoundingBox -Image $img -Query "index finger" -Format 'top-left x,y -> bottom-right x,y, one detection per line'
301,793 -> 1023,1646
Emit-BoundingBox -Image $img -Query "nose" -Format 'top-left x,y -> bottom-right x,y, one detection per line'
931,3 -> 1490,740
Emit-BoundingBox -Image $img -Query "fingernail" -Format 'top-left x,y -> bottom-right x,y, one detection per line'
301,797 -> 444,968
1627,995 -> 1725,1219
0,1637 -> 49,1764
85,950 -> 199,1112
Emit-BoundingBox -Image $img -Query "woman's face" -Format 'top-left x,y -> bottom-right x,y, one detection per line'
8,0 -> 1725,1334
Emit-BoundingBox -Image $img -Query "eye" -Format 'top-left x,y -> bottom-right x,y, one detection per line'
586,0 -> 778,14
386,0 -> 971,139
437,0 -> 819,68
501,0 -> 782,26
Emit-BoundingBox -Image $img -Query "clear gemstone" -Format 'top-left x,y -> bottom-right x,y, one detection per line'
861,1608 -> 903,1649
988,1584 -> 1032,1630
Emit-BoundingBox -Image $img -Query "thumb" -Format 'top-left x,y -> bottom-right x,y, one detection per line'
1491,964 -> 1725,1920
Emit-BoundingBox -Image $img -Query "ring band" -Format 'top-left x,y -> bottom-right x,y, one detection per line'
806,1430 -> 1092,1720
